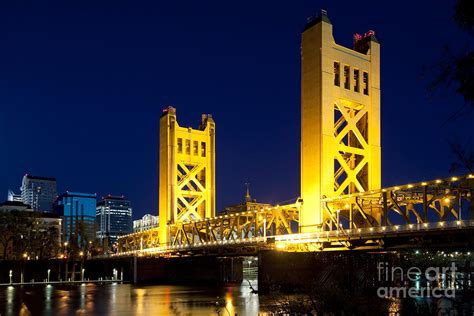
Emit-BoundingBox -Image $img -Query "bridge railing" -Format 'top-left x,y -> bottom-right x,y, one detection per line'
112,218 -> 474,257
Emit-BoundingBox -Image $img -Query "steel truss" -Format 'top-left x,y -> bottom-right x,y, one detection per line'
118,203 -> 299,252
117,174 -> 473,255
322,174 -> 474,234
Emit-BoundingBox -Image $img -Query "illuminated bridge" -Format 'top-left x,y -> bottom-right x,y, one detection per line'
117,174 -> 474,256
113,12 -> 474,263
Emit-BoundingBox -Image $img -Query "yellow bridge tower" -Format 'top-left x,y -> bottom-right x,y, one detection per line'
158,107 -> 216,245
300,11 -> 381,232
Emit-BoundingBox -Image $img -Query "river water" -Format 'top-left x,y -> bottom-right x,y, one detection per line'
2,278 -> 473,315
0,280 -> 261,315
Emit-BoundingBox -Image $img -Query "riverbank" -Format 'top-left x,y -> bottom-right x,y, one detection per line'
0,279 -> 126,287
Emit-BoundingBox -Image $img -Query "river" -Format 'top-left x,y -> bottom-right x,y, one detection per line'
0,280 -> 261,315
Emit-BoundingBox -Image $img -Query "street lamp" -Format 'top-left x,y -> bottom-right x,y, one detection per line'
9,270 -> 12,284
259,216 -> 267,240
47,269 -> 51,283
81,268 -> 85,281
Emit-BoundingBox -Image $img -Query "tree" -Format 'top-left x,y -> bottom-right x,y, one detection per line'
0,212 -> 16,259
449,140 -> 474,173
425,0 -> 474,173
427,0 -> 474,119
0,211 -> 61,260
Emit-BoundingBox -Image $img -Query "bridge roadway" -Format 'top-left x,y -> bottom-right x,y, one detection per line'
113,174 -> 474,258
111,219 -> 474,258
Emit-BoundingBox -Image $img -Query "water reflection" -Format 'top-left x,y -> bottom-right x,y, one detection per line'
2,278 -> 474,315
0,280 -> 260,316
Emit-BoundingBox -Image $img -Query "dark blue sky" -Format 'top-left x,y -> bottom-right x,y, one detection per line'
1,0 -> 472,219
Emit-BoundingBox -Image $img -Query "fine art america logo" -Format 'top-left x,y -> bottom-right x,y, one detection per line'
377,262 -> 457,298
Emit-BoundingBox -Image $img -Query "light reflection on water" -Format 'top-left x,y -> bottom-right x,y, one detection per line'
0,280 -> 260,316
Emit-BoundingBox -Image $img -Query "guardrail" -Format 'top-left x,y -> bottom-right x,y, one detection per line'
274,219 -> 474,243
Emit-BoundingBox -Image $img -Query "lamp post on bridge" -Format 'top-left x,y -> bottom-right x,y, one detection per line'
259,215 -> 267,241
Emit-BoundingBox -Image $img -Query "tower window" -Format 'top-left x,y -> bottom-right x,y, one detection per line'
193,141 -> 198,156
344,65 -> 350,90
201,142 -> 206,157
334,62 -> 340,86
354,69 -> 360,92
363,72 -> 369,95
177,138 -> 183,153
185,139 -> 190,154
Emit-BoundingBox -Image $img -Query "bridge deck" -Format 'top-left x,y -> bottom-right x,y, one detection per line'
114,174 -> 474,257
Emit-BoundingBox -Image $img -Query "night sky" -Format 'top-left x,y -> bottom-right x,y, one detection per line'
1,1 -> 473,219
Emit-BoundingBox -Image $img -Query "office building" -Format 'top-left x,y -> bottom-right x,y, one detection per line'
96,195 -> 132,245
133,214 -> 159,232
20,174 -> 57,212
0,200 -> 32,212
55,191 -> 97,246
7,190 -> 22,202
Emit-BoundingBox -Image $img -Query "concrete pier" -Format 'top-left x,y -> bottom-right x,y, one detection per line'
132,256 -> 243,285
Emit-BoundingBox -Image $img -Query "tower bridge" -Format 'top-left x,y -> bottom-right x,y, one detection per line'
115,11 -> 474,258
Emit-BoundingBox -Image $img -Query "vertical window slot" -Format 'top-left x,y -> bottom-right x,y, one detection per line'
344,65 -> 350,90
334,62 -> 340,86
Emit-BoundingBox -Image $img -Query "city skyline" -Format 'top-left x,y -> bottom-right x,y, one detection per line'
2,0 -> 473,220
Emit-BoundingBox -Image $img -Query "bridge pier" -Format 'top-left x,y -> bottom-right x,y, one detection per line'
258,250 -> 396,294
132,256 -> 243,285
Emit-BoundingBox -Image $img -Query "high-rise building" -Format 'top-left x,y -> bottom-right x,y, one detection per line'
96,195 -> 132,245
20,174 -> 57,212
133,214 -> 159,232
55,192 -> 97,246
7,190 -> 22,202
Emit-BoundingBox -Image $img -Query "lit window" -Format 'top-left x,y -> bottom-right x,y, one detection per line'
334,62 -> 340,86
185,139 -> 190,154
201,142 -> 206,157
193,141 -> 198,156
177,138 -> 183,153
353,69 -> 360,92
344,65 -> 350,90
363,72 -> 369,95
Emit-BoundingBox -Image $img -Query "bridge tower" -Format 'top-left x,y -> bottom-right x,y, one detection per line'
300,11 -> 381,232
158,107 -> 216,245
